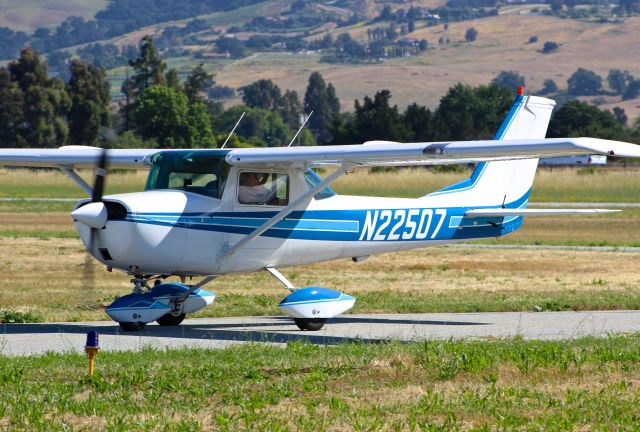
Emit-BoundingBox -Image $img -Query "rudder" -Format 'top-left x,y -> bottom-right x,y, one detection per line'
427,94 -> 555,207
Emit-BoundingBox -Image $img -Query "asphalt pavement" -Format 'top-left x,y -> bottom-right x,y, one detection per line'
1,310 -> 639,356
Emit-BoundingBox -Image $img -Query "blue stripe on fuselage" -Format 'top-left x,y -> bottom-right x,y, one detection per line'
125,190 -> 530,242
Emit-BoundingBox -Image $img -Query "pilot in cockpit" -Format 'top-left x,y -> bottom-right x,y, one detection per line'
238,172 -> 275,204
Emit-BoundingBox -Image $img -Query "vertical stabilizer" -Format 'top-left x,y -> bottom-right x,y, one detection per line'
426,94 -> 555,208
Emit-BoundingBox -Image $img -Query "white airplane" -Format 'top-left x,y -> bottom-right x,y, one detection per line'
1,93 -> 639,331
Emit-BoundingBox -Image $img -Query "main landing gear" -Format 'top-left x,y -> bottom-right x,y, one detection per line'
266,268 -> 356,332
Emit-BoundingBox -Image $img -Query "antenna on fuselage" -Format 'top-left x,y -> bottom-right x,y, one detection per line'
220,111 -> 245,149
286,111 -> 313,147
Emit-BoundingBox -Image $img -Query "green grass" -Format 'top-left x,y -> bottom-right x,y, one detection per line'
1,166 -> 638,202
0,229 -> 78,239
1,337 -> 640,430
0,201 -> 76,213
192,286 -> 640,318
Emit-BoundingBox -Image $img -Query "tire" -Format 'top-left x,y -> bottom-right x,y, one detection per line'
119,321 -> 147,331
294,318 -> 327,331
156,312 -> 186,326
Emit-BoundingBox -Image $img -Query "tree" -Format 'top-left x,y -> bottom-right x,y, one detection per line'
165,68 -> 181,91
492,71 -> 525,91
128,36 -> 166,95
217,105 -> 296,147
528,35 -> 538,44
8,48 -> 70,147
379,5 -> 393,21
623,80 -> 640,101
242,79 -> 283,112
402,103 -> 434,141
539,79 -> 558,95
434,83 -> 513,140
304,72 -> 340,143
0,68 -> 24,147
66,59 -> 110,145
542,41 -> 559,53
465,27 -> 478,42
619,0 -> 640,14
281,89 -> 303,129
607,69 -> 633,95
184,63 -> 214,104
350,90 -> 410,142
612,106 -> 628,126
134,85 -> 214,148
408,20 -> 415,33
567,68 -> 602,96
121,36 -> 166,130
550,0 -> 563,12
547,100 -> 623,139
419,39 -> 428,51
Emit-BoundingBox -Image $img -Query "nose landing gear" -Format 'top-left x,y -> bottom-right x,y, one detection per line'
106,276 -> 216,331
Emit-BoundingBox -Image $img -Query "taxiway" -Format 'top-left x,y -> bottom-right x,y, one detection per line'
1,310 -> 639,356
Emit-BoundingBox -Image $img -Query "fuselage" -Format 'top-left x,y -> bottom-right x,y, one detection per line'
73,151 -> 526,277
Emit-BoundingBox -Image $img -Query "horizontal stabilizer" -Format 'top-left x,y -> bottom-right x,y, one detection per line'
464,208 -> 620,217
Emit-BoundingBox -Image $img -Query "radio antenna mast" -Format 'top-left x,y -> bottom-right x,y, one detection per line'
220,112 -> 245,149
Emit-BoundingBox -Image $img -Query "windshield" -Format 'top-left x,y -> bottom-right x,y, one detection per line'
304,169 -> 336,200
145,150 -> 230,199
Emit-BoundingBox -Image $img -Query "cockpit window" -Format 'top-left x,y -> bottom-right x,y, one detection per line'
238,171 -> 289,206
145,151 -> 230,199
304,169 -> 336,200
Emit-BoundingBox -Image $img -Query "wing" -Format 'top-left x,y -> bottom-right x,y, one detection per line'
0,146 -> 160,169
225,137 -> 640,168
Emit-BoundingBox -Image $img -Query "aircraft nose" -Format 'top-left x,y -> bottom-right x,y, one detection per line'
71,202 -> 107,229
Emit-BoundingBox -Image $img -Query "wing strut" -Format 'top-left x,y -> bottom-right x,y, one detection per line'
59,167 -> 92,196
220,163 -> 355,260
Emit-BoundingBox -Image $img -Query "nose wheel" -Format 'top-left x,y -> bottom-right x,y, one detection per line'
156,312 -> 186,326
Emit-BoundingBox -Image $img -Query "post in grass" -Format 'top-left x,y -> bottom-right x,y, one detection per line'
85,330 -> 100,377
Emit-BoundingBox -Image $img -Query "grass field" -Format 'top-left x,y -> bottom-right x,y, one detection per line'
1,165 -> 639,201
2,234 -> 640,322
0,165 -> 638,322
2,337 -> 640,430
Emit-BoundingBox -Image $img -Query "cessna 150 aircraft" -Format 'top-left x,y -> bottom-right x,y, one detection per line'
1,92 -> 639,331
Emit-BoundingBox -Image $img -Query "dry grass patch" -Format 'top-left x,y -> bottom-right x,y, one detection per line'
1,236 -> 639,321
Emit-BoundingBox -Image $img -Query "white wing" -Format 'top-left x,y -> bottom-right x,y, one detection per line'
225,137 -> 640,168
0,146 -> 159,169
0,137 -> 638,169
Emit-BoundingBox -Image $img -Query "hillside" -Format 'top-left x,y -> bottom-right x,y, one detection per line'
209,14 -> 640,118
0,0 -> 107,32
1,0 -> 639,120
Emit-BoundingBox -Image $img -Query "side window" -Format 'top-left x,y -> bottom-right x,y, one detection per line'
238,172 -> 289,206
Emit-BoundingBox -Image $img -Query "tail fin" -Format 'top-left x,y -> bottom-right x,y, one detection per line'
426,94 -> 555,207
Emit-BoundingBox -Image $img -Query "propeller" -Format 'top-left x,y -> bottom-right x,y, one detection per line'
88,148 -> 108,253
77,148 -> 108,310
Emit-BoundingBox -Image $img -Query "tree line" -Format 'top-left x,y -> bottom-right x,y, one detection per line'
0,0 -> 262,60
1,36 -> 639,151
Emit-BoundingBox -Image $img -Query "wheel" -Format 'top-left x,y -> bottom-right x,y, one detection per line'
119,321 -> 147,331
294,318 -> 327,331
156,312 -> 186,326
